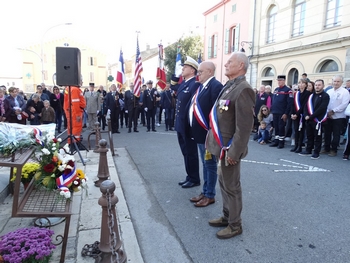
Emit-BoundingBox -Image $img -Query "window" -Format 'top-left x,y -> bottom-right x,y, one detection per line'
232,4 -> 236,13
264,67 -> 275,77
325,0 -> 343,28
267,5 -> 277,43
89,57 -> 96,66
320,60 -> 338,72
292,0 -> 306,37
89,72 -> 94,82
214,14 -> 218,22
224,24 -> 240,54
208,34 -> 218,59
288,68 -> 299,85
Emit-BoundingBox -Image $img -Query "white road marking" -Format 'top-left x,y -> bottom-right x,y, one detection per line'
242,159 -> 331,172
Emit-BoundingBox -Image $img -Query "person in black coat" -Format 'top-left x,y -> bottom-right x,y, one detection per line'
104,84 -> 121,133
160,83 -> 175,131
50,86 -> 64,133
188,61 -> 223,207
124,83 -> 140,133
141,80 -> 160,132
290,79 -> 311,153
300,79 -> 330,159
170,56 -> 200,188
25,94 -> 44,125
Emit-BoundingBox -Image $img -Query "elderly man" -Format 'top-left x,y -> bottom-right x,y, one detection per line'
321,75 -> 350,156
188,61 -> 223,207
84,83 -> 101,131
170,56 -> 201,188
124,83 -> 140,133
206,52 -> 255,239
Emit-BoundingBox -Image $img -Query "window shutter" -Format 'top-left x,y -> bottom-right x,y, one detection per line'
208,36 -> 212,59
234,24 -> 240,51
214,34 -> 218,58
225,29 -> 229,54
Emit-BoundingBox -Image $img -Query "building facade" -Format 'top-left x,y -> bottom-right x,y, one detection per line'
18,38 -> 107,93
204,0 -> 350,88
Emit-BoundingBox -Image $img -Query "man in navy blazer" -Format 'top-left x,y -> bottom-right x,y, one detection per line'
171,56 -> 201,188
188,61 -> 223,206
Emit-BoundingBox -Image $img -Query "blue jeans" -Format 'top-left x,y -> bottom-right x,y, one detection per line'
198,144 -> 217,199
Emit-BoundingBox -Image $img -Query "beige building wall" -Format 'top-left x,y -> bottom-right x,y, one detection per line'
252,0 -> 350,88
18,38 -> 107,93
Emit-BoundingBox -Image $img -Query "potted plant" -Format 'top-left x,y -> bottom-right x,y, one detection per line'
0,227 -> 56,263
11,162 -> 40,190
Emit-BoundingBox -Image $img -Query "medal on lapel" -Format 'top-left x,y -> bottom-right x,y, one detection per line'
219,100 -> 230,113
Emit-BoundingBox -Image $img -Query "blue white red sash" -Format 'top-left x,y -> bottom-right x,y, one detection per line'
33,127 -> 44,146
307,94 -> 327,135
192,88 -> 209,131
56,165 -> 77,191
208,104 -> 233,160
294,91 -> 303,131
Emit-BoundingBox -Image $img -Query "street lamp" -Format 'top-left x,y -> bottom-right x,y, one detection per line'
240,41 -> 253,53
41,22 -> 72,83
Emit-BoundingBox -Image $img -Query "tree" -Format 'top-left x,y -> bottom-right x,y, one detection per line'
164,35 -> 203,81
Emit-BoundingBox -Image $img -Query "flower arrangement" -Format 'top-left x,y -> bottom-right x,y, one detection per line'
11,162 -> 40,185
0,227 -> 56,263
33,134 -> 88,199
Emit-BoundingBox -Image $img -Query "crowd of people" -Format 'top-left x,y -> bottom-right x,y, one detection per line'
253,75 -> 350,160
2,53 -> 350,241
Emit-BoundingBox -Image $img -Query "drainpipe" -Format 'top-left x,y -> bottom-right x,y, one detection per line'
220,1 -> 226,83
250,0 -> 257,85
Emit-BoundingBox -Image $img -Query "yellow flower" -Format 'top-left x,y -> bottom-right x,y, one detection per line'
76,169 -> 85,179
34,171 -> 42,180
42,176 -> 52,187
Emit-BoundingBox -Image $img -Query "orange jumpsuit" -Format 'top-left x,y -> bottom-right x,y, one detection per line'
64,86 -> 86,144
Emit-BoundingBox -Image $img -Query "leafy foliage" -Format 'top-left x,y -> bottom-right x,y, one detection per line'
164,35 -> 203,81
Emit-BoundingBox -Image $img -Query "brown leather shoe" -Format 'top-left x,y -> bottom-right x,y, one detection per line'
194,197 -> 215,207
208,217 -> 229,227
190,193 -> 204,202
216,225 -> 242,239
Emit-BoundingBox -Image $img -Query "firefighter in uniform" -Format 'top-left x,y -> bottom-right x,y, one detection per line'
269,75 -> 293,149
64,85 -> 86,146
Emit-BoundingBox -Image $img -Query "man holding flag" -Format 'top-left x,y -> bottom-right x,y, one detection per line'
171,56 -> 200,188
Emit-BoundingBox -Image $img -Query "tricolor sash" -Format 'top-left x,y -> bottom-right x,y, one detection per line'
56,165 -> 77,191
307,94 -> 327,135
294,91 -> 303,131
192,88 -> 209,131
33,127 -> 44,146
208,104 -> 233,160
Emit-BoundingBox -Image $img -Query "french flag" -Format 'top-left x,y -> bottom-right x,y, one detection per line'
116,49 -> 125,86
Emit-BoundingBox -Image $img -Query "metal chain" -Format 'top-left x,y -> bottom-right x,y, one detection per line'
106,188 -> 120,263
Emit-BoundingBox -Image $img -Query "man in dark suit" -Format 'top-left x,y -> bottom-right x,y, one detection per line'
124,83 -> 140,133
170,56 -> 201,188
160,83 -> 175,131
299,79 -> 330,159
206,52 -> 255,239
104,84 -> 121,133
188,61 -> 223,207
142,80 -> 159,132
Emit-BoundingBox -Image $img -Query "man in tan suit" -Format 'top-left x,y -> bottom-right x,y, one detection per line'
206,52 -> 255,239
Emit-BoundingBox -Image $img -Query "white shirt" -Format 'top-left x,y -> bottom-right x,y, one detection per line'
327,87 -> 350,119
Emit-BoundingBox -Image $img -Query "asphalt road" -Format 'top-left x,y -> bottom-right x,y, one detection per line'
96,123 -> 350,263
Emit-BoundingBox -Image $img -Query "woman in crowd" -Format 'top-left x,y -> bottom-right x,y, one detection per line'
256,105 -> 273,142
290,79 -> 311,153
3,87 -> 28,124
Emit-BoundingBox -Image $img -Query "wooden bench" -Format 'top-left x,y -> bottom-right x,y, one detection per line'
0,147 -> 71,263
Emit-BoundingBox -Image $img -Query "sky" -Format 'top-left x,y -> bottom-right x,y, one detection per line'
1,0 -> 218,76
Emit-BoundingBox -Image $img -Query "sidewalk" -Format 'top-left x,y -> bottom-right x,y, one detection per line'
0,147 -> 144,263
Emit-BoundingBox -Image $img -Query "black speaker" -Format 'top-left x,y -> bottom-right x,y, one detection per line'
56,47 -> 81,86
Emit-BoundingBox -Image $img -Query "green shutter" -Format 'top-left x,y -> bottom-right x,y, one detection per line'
214,34 -> 218,58
208,36 -> 212,59
225,29 -> 229,54
234,24 -> 240,51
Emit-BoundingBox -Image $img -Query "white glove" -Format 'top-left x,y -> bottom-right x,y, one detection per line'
162,109 -> 165,113
144,107 -> 148,112
125,110 -> 128,114
107,109 -> 111,115
97,110 -> 99,114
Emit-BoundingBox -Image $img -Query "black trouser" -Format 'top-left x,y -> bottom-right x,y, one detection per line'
305,120 -> 323,154
146,107 -> 156,130
110,109 -> 120,132
98,114 -> 106,130
177,131 -> 200,184
164,108 -> 174,129
273,113 -> 286,139
128,107 -> 139,130
293,116 -> 305,146
120,109 -> 128,127
343,123 -> 350,155
324,118 -> 345,152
